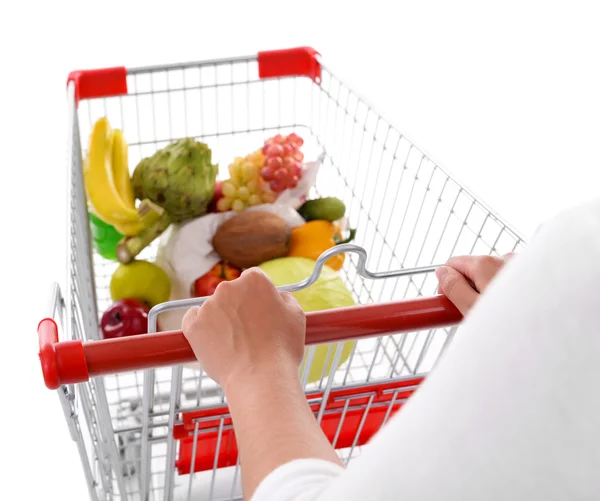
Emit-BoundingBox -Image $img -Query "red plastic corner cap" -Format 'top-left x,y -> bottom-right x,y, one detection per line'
258,47 -> 321,83
67,66 -> 128,106
37,318 -> 89,389
55,340 -> 89,385
38,318 -> 60,390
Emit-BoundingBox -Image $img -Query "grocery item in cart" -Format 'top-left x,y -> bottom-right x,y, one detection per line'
132,138 -> 218,222
212,210 -> 292,269
109,259 -> 171,308
83,118 -> 139,231
101,298 -> 150,339
116,138 -> 218,263
216,149 -> 274,212
259,256 -> 356,383
297,197 -> 347,222
288,220 -> 356,271
154,202 -> 306,297
259,133 -> 305,193
193,262 -> 242,297
84,118 -> 164,238
88,212 -> 122,261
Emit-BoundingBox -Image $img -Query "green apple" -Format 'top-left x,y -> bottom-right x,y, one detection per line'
110,260 -> 171,308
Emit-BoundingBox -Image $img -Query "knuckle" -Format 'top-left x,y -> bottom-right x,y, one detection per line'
245,267 -> 274,288
476,255 -> 498,273
213,277 -> 242,298
214,279 -> 234,293
243,267 -> 263,280
446,255 -> 465,268
210,284 -> 226,301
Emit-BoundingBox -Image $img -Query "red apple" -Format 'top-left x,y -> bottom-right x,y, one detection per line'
208,181 -> 224,213
101,298 -> 150,339
193,262 -> 242,297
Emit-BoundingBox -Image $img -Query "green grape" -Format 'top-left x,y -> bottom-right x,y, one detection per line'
231,199 -> 246,212
216,197 -> 232,212
248,194 -> 262,206
237,186 -> 250,201
222,181 -> 237,198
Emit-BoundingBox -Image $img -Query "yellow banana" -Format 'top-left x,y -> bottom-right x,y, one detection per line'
111,129 -> 136,209
113,199 -> 165,236
113,219 -> 142,236
84,118 -> 140,225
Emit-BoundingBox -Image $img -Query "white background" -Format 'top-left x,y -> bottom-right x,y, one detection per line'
0,0 -> 598,498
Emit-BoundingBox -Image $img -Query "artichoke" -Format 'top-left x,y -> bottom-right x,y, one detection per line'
116,139 -> 218,264
132,138 -> 218,222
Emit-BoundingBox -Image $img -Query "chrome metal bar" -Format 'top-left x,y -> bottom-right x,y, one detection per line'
331,399 -> 351,449
345,394 -> 375,466
162,365 -> 183,501
148,244 -> 441,325
127,55 -> 256,76
209,418 -> 226,501
316,343 -> 345,424
185,421 -> 200,501
140,371 -> 154,501
382,390 -> 399,428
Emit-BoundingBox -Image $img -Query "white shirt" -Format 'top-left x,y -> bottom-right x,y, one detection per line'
252,197 -> 600,501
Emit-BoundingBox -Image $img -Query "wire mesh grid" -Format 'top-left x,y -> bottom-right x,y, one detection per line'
67,55 -> 525,500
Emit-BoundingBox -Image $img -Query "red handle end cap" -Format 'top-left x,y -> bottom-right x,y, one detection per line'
38,318 -> 60,390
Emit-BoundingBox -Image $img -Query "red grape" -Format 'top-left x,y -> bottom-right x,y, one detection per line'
265,155 -> 283,170
287,133 -> 304,146
260,133 -> 305,192
265,143 -> 284,157
269,179 -> 285,192
273,168 -> 288,181
282,143 -> 295,156
261,166 -> 274,181
282,156 -> 299,171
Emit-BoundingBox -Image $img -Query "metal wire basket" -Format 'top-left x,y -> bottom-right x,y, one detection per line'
37,47 -> 525,501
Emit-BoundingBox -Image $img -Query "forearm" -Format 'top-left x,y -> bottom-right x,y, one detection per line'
225,361 -> 343,500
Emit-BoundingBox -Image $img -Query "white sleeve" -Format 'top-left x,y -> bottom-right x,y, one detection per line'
251,197 -> 600,501
251,459 -> 344,501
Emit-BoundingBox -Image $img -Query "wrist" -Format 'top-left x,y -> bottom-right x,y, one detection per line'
223,356 -> 302,400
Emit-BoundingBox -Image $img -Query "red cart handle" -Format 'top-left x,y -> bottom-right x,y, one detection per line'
38,296 -> 461,390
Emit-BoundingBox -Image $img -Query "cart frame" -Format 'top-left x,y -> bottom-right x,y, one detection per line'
38,46 -> 525,501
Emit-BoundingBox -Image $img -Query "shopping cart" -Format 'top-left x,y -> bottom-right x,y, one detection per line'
37,46 -> 525,501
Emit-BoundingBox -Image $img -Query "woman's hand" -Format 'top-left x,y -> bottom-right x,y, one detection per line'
182,267 -> 306,391
436,253 -> 515,315
182,267 -> 342,499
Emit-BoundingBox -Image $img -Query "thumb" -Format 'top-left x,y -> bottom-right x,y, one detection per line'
436,266 -> 479,316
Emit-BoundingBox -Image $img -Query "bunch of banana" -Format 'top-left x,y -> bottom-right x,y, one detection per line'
84,118 -> 162,236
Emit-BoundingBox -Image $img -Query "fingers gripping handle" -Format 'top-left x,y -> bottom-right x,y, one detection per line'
38,296 -> 462,389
